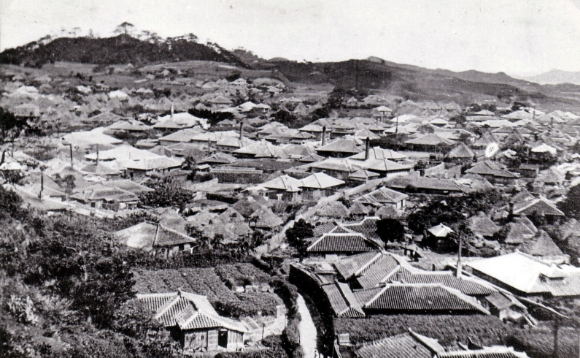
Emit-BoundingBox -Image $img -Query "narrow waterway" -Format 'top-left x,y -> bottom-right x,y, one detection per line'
297,294 -> 318,358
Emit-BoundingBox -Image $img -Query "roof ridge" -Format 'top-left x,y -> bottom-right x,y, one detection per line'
437,285 -> 491,315
354,251 -> 384,276
154,295 -> 182,320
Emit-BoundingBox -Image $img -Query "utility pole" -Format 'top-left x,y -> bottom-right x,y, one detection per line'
456,234 -> 462,278
69,144 -> 73,169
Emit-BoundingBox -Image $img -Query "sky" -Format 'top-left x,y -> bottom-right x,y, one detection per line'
2,0 -> 580,76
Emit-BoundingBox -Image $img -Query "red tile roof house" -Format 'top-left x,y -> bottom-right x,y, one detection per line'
137,291 -> 246,353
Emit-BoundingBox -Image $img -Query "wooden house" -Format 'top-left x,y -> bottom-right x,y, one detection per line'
138,291 -> 245,353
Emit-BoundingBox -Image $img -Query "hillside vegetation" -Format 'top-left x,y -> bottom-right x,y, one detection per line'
0,34 -> 246,68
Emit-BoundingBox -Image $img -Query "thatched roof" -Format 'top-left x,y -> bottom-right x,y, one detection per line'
317,201 -> 349,218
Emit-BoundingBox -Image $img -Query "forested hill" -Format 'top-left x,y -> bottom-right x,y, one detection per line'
0,34 -> 247,68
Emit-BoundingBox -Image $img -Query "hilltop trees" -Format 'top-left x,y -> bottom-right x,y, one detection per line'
114,22 -> 135,35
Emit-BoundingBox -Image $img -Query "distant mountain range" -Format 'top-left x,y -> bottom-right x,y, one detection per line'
3,34 -> 580,109
515,70 -> 580,86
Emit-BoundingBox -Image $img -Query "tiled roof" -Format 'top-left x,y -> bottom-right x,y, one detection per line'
354,333 -> 433,358
354,187 -> 408,206
137,291 -> 246,332
300,172 -> 345,189
334,251 -> 382,280
362,283 -> 490,314
392,271 -> 495,296
307,233 -> 379,253
261,175 -> 303,191
312,221 -> 337,237
466,161 -> 518,179
343,217 -> 382,242
356,254 -> 401,289
437,346 -> 530,358
322,282 -> 365,318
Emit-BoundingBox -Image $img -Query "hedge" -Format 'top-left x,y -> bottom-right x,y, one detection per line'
271,279 -> 303,358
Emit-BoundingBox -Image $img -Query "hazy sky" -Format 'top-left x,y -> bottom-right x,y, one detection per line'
2,0 -> 580,75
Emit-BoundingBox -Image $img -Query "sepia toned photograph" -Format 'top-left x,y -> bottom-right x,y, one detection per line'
1,0 -> 580,357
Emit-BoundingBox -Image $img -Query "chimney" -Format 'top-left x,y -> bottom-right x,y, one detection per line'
96,144 -> 99,166
322,126 -> 326,146
365,137 -> 370,160
171,102 -> 174,119
239,122 -> 244,140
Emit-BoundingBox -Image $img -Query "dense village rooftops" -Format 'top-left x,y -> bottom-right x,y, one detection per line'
358,158 -> 414,173
405,133 -> 455,146
121,156 -> 184,171
349,147 -> 407,161
108,120 -> 151,132
62,127 -> 123,147
158,128 -> 204,143
85,144 -> 160,161
308,158 -> 357,173
386,176 -> 464,193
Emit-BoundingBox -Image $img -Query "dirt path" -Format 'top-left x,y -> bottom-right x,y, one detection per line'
297,294 -> 318,358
